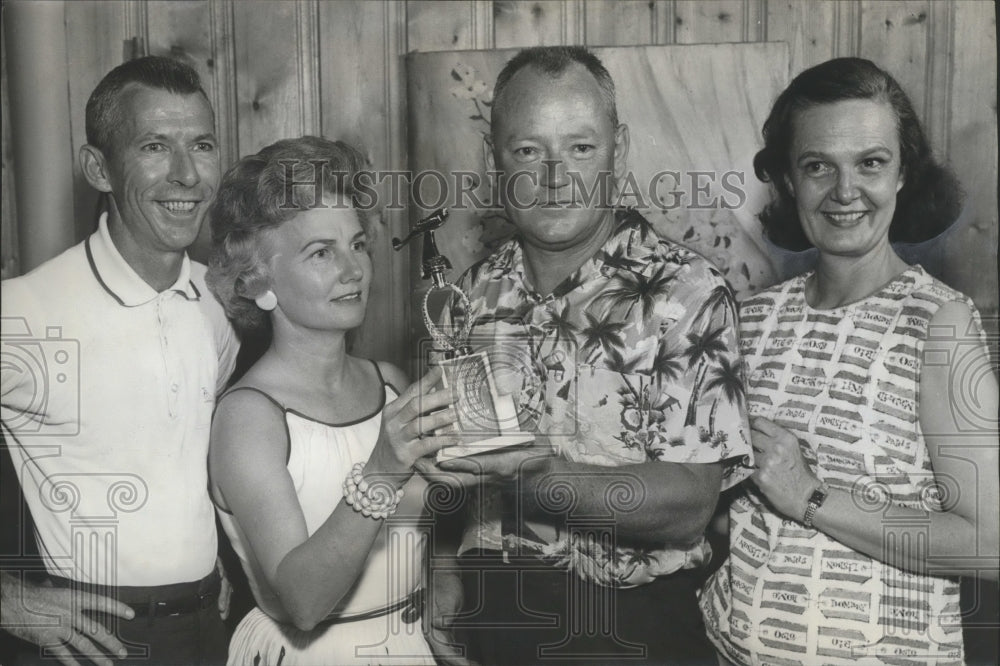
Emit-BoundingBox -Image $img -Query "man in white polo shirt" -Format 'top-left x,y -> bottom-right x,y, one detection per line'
1,56 -> 238,665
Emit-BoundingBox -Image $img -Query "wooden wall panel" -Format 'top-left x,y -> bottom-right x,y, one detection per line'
1,0 -> 997,359
833,0 -> 861,57
144,0 -> 223,261
766,0 -> 837,74
318,0 -> 410,367
231,1 -> 316,157
924,0 -> 954,158
320,2 -> 392,160
858,1 -> 930,118
493,0 -> 565,48
406,0 -> 477,52
674,0 -> 751,44
946,0 -> 998,323
207,1 -> 239,171
64,1 -> 128,241
1,24 -> 18,279
584,1 -> 657,46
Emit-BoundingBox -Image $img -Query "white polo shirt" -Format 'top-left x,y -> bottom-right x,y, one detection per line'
1,214 -> 239,586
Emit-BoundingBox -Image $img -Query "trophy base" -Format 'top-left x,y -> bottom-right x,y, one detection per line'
436,431 -> 536,463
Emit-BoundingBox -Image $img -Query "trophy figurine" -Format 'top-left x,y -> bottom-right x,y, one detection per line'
393,209 -> 534,462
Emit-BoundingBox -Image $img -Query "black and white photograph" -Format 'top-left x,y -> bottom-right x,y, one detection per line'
1,1 -> 997,665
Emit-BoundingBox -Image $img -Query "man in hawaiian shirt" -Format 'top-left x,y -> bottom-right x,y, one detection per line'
422,46 -> 752,665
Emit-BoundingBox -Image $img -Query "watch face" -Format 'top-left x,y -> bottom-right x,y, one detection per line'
803,483 -> 829,527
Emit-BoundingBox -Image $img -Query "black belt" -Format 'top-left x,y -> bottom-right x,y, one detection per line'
49,568 -> 221,618
318,589 -> 423,626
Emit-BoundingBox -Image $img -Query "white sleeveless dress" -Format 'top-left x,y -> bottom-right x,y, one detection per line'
216,366 -> 436,665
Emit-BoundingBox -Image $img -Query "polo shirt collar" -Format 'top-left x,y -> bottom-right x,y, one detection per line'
86,212 -> 200,306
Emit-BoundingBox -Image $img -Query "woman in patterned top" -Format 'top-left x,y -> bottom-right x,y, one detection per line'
700,58 -> 998,665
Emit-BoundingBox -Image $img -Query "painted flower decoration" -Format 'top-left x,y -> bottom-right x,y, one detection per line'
450,63 -> 493,101
450,62 -> 493,130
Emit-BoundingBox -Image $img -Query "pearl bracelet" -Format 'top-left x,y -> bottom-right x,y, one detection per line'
343,462 -> 404,520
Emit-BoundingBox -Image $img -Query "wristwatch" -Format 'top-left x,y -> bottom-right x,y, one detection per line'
802,481 -> 830,528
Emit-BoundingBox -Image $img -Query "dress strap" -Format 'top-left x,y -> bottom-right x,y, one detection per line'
212,386 -> 293,479
370,359 -> 402,397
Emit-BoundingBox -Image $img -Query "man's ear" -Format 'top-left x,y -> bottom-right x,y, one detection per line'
80,144 -> 113,193
613,123 -> 630,182
482,133 -> 496,172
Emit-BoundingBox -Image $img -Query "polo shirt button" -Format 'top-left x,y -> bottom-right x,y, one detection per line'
171,384 -> 179,393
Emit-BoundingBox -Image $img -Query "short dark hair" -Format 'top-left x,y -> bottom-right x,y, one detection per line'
206,136 -> 374,336
754,57 -> 963,250
85,55 -> 209,156
491,46 -> 619,133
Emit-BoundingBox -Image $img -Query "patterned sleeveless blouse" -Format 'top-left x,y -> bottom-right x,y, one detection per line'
700,266 -> 984,666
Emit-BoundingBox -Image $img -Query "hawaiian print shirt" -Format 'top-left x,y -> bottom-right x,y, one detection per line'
440,209 -> 753,587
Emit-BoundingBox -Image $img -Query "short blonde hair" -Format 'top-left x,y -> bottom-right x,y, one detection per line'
206,136 -> 375,336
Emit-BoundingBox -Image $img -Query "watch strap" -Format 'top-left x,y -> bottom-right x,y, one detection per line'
803,482 -> 829,528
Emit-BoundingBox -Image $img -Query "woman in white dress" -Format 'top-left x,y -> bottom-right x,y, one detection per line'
206,136 -> 459,665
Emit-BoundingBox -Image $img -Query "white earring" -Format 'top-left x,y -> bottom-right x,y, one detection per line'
255,290 -> 277,311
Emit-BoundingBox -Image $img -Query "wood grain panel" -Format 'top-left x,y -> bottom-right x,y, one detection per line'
1,27 -> 18,278
834,0 -> 860,57
766,0 -> 837,74
562,0 -> 585,45
674,0 -> 747,44
493,1 -> 565,48
1,0 -> 996,368
925,0 -> 953,157
208,1 -> 239,171
471,0 -> 494,49
858,1 -> 930,109
64,1 -> 129,241
945,0 -> 998,322
145,0 -> 221,261
318,0 -> 410,367
584,0 -> 657,46
406,0 -> 475,52
297,1 -> 321,138
232,1 -> 312,158
146,1 -> 213,75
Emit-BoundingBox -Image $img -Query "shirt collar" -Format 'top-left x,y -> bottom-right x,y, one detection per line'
85,212 -> 200,306
489,208 -> 657,297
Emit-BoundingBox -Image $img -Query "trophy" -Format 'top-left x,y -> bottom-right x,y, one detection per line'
393,209 -> 535,462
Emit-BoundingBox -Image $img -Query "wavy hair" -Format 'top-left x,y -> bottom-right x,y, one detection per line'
206,136 -> 374,337
754,57 -> 962,251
